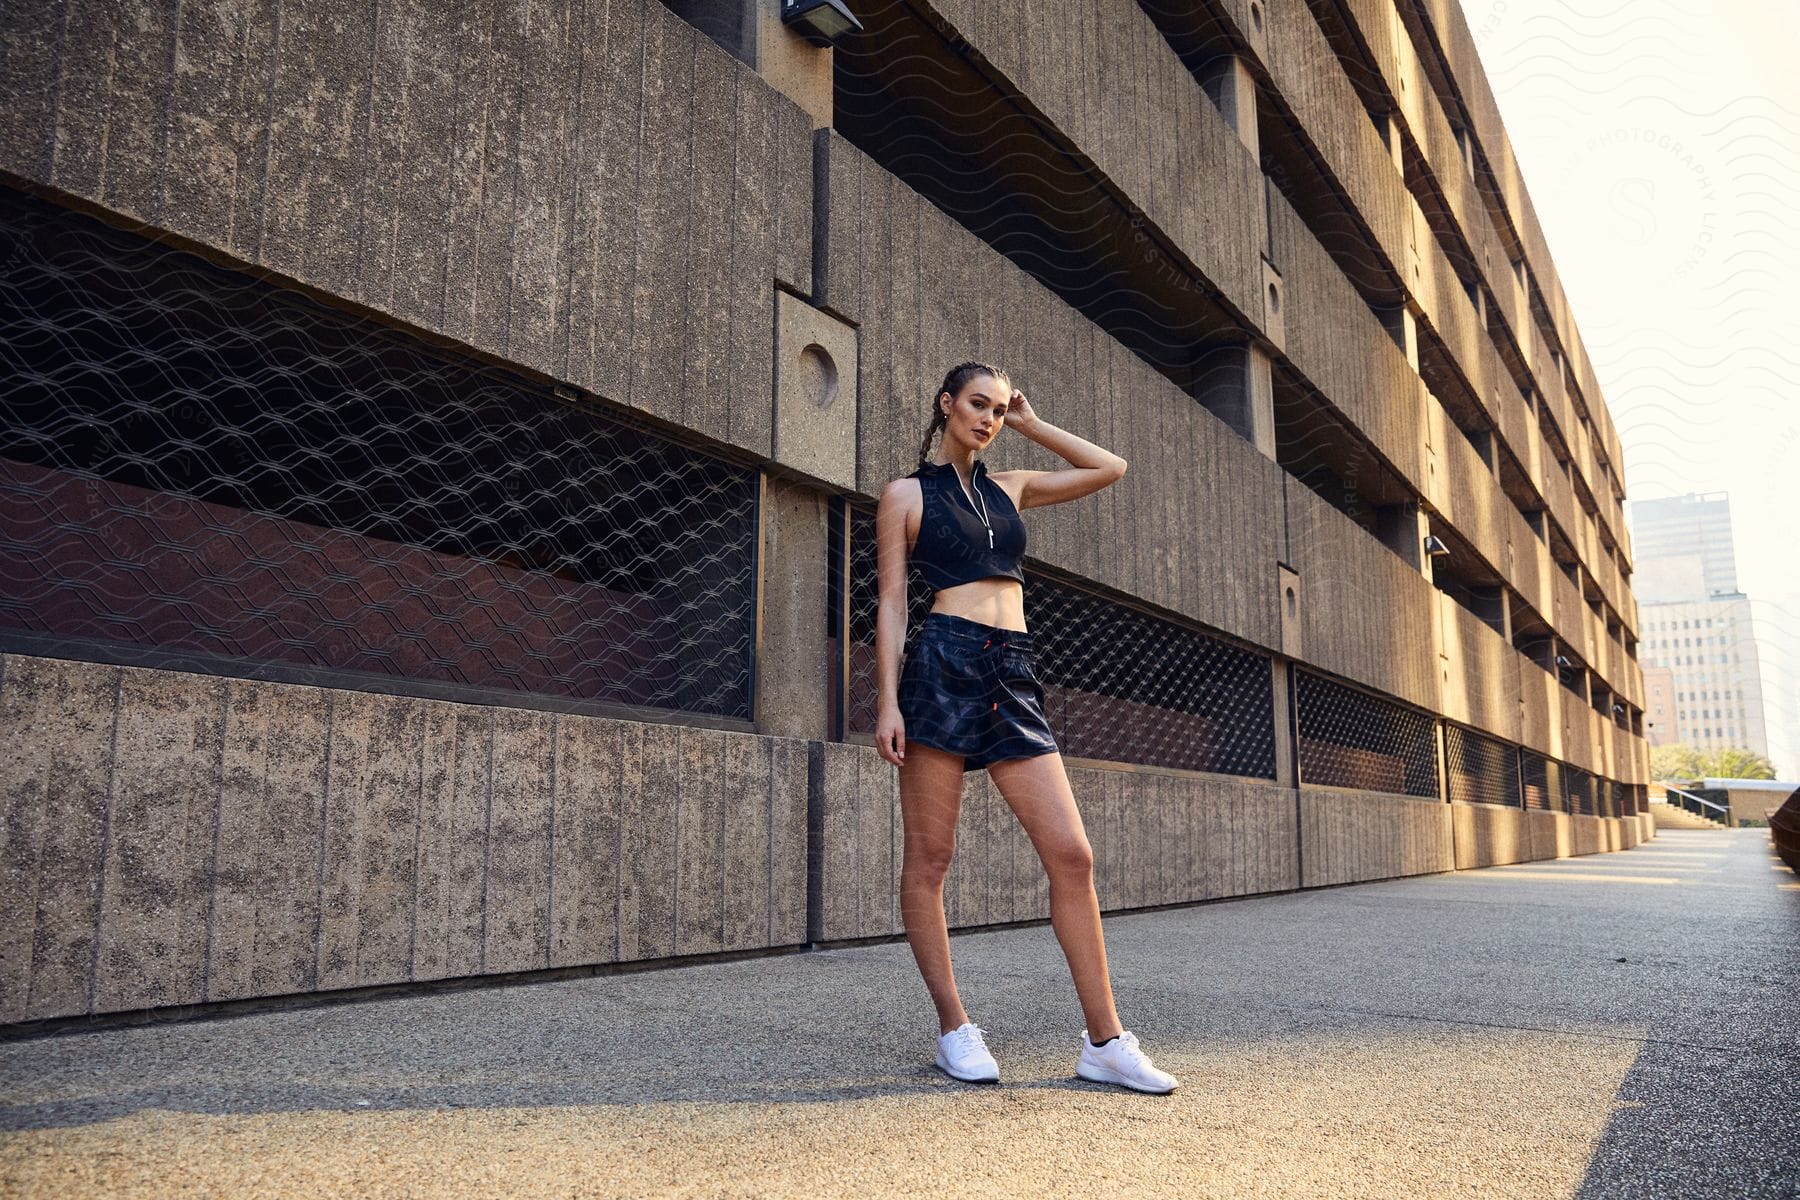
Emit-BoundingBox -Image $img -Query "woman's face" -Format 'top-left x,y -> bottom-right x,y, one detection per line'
939,374 -> 1011,453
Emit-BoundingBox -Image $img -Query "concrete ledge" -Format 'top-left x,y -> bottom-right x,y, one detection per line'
1525,809 -> 1626,860
1451,802 -> 1532,869
0,653 -> 809,1025
1299,787 -> 1454,887
0,0 -> 814,459
810,744 -> 1298,942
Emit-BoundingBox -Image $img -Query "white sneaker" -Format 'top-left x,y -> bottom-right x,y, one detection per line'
935,1021 -> 1000,1083
1075,1029 -> 1178,1094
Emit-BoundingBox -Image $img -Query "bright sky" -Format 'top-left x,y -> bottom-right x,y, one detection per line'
1468,0 -> 1800,773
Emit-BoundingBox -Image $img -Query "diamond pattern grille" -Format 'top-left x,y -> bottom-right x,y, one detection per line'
0,187 -> 757,718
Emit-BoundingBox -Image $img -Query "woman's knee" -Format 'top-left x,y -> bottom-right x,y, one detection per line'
902,837 -> 957,884
1040,836 -> 1094,879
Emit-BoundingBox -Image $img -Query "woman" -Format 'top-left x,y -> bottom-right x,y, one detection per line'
873,360 -> 1180,1095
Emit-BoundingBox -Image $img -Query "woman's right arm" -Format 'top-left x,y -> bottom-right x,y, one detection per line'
873,480 -> 913,766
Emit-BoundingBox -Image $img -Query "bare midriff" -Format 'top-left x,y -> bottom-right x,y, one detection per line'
929,576 -> 1027,631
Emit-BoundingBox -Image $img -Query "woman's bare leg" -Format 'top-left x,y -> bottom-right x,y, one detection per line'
986,752 -> 1123,1041
897,742 -> 974,1034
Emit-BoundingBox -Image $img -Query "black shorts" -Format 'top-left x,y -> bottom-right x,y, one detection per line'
897,612 -> 1059,772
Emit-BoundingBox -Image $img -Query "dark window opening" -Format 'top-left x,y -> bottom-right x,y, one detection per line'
1295,670 -> 1440,798
843,506 -> 1278,778
1446,723 -> 1522,808
0,186 -> 758,719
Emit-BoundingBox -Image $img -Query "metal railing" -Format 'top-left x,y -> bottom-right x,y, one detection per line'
1662,785 -> 1730,825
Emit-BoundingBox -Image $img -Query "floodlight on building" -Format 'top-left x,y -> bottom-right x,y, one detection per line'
781,0 -> 863,44
1613,703 -> 1625,714
1555,654 -> 1573,668
1423,534 -> 1451,557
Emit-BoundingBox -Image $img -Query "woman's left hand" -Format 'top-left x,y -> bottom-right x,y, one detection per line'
1006,388 -> 1039,430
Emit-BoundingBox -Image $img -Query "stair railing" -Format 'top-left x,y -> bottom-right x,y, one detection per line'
1662,785 -> 1730,825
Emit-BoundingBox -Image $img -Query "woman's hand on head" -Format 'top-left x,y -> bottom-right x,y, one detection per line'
876,704 -> 907,767
1005,388 -> 1039,430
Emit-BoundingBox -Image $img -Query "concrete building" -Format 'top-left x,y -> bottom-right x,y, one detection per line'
1643,663 -> 1677,748
0,0 -> 1651,1030
1629,493 -> 1738,601
1637,596 -> 1770,760
1628,493 -> 1773,762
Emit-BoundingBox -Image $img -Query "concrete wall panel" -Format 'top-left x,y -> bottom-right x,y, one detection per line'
1451,802 -> 1530,869
1268,188 -> 1426,492
1260,0 -> 1411,276
922,0 -> 1266,323
1,0 -> 813,461
1526,809 -> 1570,860
1285,479 -> 1439,711
551,714 -> 623,967
810,748 -> 1297,941
1519,661 -> 1559,759
1438,598 -> 1522,743
95,669 -> 224,1013
0,653 -> 812,1024
1299,788 -> 1453,887
0,657 -> 117,1024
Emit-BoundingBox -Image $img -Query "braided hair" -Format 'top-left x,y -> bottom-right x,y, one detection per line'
917,360 -> 1012,468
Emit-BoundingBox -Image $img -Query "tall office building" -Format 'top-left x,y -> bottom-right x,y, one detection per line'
0,0 -> 1651,1030
1629,493 -> 1738,601
1630,493 -> 1771,761
1636,597 -> 1770,759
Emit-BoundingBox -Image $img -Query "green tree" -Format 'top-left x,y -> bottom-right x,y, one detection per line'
1700,746 -> 1777,780
1650,743 -> 1702,782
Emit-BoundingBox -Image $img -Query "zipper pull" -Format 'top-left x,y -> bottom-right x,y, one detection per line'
988,528 -> 994,549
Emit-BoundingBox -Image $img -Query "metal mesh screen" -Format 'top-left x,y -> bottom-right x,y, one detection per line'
842,505 -> 1277,777
1445,723 -> 1521,807
0,187 -> 758,718
1521,751 -> 1550,811
1565,766 -> 1596,816
1294,670 -> 1440,798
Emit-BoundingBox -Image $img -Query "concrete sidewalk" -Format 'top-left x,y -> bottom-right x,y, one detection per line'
3,830 -> 1796,1199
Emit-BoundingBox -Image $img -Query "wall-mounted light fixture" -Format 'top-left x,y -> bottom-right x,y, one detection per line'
1612,703 -> 1625,714
1423,534 -> 1451,557
1555,654 -> 1573,668
781,0 -> 863,45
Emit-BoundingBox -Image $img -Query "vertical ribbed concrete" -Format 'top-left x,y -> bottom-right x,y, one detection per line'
0,655 -> 810,1025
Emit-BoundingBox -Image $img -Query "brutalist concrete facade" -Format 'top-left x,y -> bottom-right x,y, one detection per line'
0,0 -> 1650,1028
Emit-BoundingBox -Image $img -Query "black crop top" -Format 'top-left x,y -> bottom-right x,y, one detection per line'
907,458 -> 1027,592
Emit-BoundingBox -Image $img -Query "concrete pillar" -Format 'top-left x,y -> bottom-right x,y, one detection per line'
754,473 -> 833,741
1195,342 -> 1277,461
1377,111 -> 1406,175
1271,659 -> 1296,788
1376,500 -> 1430,576
1456,124 -> 1476,182
1469,427 -> 1500,475
1378,304 -> 1421,371
667,0 -> 834,129
1434,721 -> 1450,803
1468,584 -> 1508,638
1201,56 -> 1259,159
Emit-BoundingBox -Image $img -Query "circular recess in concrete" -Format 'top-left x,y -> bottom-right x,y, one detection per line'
799,343 -> 838,411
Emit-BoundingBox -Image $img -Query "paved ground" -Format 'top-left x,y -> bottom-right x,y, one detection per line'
2,828 -> 1796,1199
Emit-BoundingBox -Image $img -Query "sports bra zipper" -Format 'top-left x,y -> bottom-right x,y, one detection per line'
954,466 -> 994,550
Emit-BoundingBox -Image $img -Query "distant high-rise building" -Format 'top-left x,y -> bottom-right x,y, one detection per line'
1635,597 -> 1769,760
1629,493 -> 1738,601
1630,493 -> 1771,762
